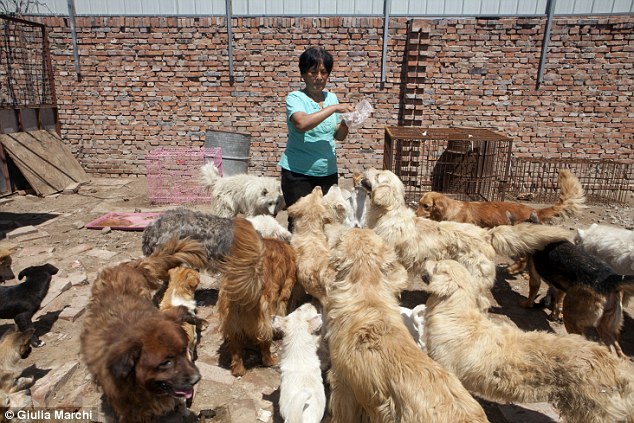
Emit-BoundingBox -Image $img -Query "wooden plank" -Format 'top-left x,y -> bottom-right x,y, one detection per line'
0,130 -> 88,196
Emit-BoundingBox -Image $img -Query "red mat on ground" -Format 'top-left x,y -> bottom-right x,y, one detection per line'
85,212 -> 163,231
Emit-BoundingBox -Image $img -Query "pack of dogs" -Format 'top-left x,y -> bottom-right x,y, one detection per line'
2,164 -> 633,422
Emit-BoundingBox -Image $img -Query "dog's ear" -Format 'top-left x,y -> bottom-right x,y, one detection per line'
430,194 -> 447,220
17,266 -> 36,280
163,305 -> 197,326
422,261 -> 460,297
311,186 -> 323,197
44,264 -> 59,275
371,184 -> 400,209
108,339 -> 141,379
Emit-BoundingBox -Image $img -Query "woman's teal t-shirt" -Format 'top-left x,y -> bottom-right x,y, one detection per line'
278,90 -> 340,177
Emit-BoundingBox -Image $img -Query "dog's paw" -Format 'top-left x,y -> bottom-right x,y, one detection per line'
30,339 -> 45,348
547,313 -> 563,323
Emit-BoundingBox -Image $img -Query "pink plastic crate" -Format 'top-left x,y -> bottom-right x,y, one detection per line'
145,147 -> 222,205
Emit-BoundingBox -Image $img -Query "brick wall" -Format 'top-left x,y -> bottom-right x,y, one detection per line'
31,15 -> 633,177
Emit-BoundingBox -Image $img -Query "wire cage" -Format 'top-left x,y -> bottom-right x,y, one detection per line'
383,127 -> 513,207
145,147 -> 222,205
508,157 -> 633,205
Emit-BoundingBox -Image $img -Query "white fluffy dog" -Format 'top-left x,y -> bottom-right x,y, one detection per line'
200,162 -> 284,218
272,303 -> 326,423
361,168 -> 572,293
575,223 -> 634,275
423,259 -> 634,423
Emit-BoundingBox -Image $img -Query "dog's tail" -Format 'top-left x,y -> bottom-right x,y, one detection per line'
536,169 -> 587,222
137,236 -> 207,286
200,162 -> 221,190
489,223 -> 572,257
218,218 -> 265,307
285,389 -> 312,423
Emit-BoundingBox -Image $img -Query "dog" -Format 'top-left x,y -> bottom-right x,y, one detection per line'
325,228 -> 488,422
423,259 -> 634,422
246,215 -> 292,243
524,240 -> 634,357
159,267 -> 203,359
216,217 -> 298,377
81,237 -> 206,423
416,169 -> 586,227
200,162 -> 284,218
0,246 -> 15,283
575,223 -> 634,276
272,303 -> 325,423
0,327 -> 34,394
361,168 -> 571,294
0,263 -> 59,347
287,186 -> 336,303
142,207 -> 237,271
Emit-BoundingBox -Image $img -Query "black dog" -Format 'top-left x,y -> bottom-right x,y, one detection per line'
525,241 -> 634,356
0,263 -> 59,347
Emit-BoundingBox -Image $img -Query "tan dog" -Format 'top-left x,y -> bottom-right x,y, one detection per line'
416,169 -> 586,227
325,228 -> 488,423
160,267 -> 203,359
423,259 -> 634,423
287,186 -> 336,303
362,168 -> 571,293
0,327 -> 34,394
0,246 -> 15,283
81,237 -> 206,423
217,218 -> 298,377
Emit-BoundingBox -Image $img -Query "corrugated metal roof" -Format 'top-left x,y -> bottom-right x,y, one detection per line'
13,0 -> 634,17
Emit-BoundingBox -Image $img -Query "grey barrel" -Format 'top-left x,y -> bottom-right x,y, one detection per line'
204,130 -> 251,176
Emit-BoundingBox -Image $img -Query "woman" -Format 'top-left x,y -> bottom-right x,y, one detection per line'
279,46 -> 354,231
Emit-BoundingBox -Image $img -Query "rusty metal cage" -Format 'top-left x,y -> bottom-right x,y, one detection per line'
508,157 -> 633,205
383,127 -> 513,207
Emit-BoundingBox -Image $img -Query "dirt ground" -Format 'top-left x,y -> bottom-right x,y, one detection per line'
0,175 -> 633,423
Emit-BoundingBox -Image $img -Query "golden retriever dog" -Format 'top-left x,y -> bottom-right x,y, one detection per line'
423,259 -> 634,423
217,217 -> 297,377
325,228 -> 488,422
0,246 -> 15,283
286,186 -> 336,303
159,267 -> 203,359
416,169 -> 586,227
81,237 -> 207,423
362,168 -> 571,293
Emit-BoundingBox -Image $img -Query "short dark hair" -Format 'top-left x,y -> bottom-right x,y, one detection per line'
299,47 -> 333,75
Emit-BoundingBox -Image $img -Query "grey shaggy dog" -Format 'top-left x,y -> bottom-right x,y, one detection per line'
142,208 -> 236,268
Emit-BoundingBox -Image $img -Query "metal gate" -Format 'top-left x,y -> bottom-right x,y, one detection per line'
0,14 -> 58,194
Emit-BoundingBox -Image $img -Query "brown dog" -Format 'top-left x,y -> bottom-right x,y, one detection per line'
217,218 -> 298,377
416,169 -> 585,227
0,327 -> 34,394
160,266 -> 203,359
326,229 -> 488,422
0,246 -> 15,283
81,237 -> 206,423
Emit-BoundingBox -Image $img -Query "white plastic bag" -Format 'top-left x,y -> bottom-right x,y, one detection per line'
341,99 -> 374,130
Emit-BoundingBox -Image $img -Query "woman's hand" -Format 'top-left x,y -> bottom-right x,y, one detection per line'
291,103 -> 354,133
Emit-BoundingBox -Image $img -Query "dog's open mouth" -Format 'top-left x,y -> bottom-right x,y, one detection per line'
159,382 -> 195,399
